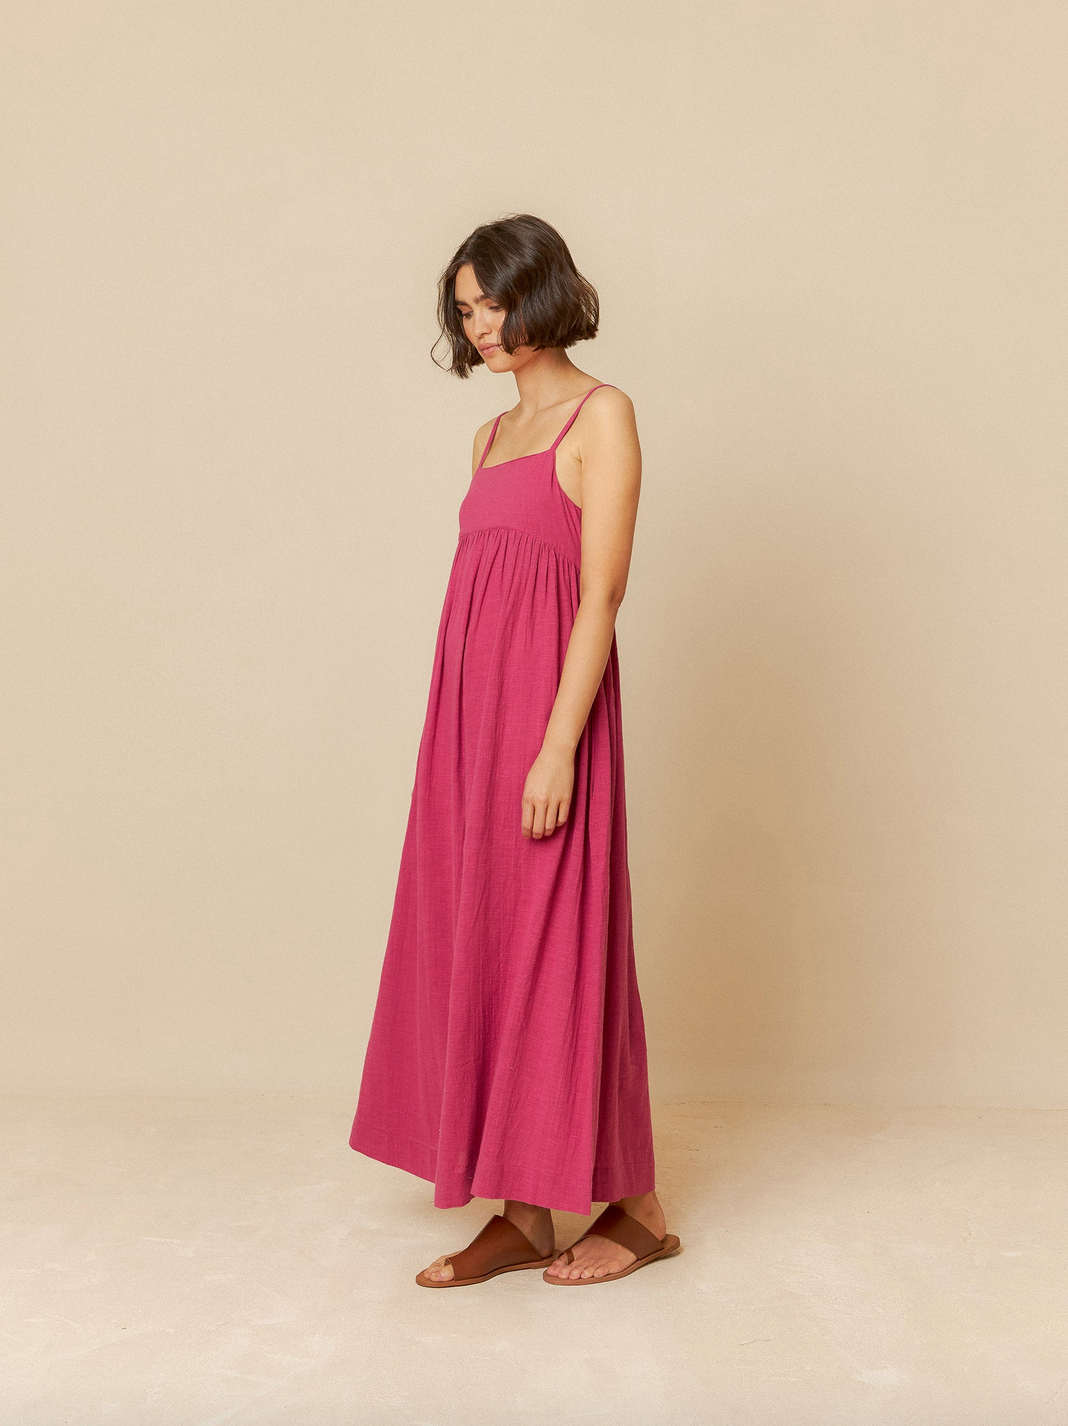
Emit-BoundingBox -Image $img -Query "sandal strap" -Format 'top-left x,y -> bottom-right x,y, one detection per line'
443,1213 -> 546,1279
574,1203 -> 663,1261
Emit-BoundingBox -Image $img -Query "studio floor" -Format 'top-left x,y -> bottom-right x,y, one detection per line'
2,1094 -> 1065,1425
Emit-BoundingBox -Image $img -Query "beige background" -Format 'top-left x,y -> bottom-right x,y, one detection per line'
2,2 -> 1065,1106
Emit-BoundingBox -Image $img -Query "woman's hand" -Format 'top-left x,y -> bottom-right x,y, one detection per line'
522,741 -> 575,838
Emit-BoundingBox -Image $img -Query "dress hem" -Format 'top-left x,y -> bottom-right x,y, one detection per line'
350,1118 -> 656,1217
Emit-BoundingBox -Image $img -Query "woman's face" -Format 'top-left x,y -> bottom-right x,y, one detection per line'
454,263 -> 525,369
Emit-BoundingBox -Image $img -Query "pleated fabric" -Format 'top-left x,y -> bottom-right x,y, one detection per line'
349,384 -> 655,1214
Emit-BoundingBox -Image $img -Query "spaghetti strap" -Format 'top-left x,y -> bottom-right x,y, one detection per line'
549,383 -> 616,452
477,412 -> 505,470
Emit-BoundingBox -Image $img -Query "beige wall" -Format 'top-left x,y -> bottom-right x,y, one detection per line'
2,3 -> 1065,1104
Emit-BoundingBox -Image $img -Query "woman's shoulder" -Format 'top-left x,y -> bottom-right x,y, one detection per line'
471,411 -> 500,470
579,382 -> 637,437
580,381 -> 635,422
474,410 -> 499,443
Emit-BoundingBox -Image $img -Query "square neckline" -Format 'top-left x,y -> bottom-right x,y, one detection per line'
481,449 -> 549,471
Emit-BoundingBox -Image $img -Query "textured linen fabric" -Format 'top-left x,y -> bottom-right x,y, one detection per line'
349,383 -> 656,1214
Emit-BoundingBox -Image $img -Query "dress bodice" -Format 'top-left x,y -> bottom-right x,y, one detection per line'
457,383 -> 617,574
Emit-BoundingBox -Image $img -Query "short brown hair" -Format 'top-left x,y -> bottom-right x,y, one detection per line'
433,213 -> 599,378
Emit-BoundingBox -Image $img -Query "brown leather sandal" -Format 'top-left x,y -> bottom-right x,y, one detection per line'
415,1212 -> 559,1288
542,1202 -> 682,1285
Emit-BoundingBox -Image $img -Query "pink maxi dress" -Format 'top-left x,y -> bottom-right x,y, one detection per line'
349,382 -> 656,1215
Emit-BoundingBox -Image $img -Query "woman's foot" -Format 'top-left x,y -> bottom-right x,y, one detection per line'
420,1200 -> 555,1283
544,1191 -> 668,1280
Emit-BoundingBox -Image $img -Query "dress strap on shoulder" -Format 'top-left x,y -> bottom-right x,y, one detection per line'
549,383 -> 616,451
477,411 -> 505,470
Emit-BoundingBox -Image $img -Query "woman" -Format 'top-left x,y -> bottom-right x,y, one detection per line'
349,213 -> 681,1286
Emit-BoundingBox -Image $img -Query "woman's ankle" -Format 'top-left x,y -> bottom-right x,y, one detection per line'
616,1191 -> 666,1234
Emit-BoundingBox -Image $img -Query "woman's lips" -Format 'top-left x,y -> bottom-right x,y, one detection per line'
480,344 -> 499,354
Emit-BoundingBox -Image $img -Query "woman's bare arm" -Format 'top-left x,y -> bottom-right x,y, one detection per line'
523,386 -> 642,838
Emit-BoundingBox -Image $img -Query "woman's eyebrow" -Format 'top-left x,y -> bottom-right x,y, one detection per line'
455,293 -> 488,306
